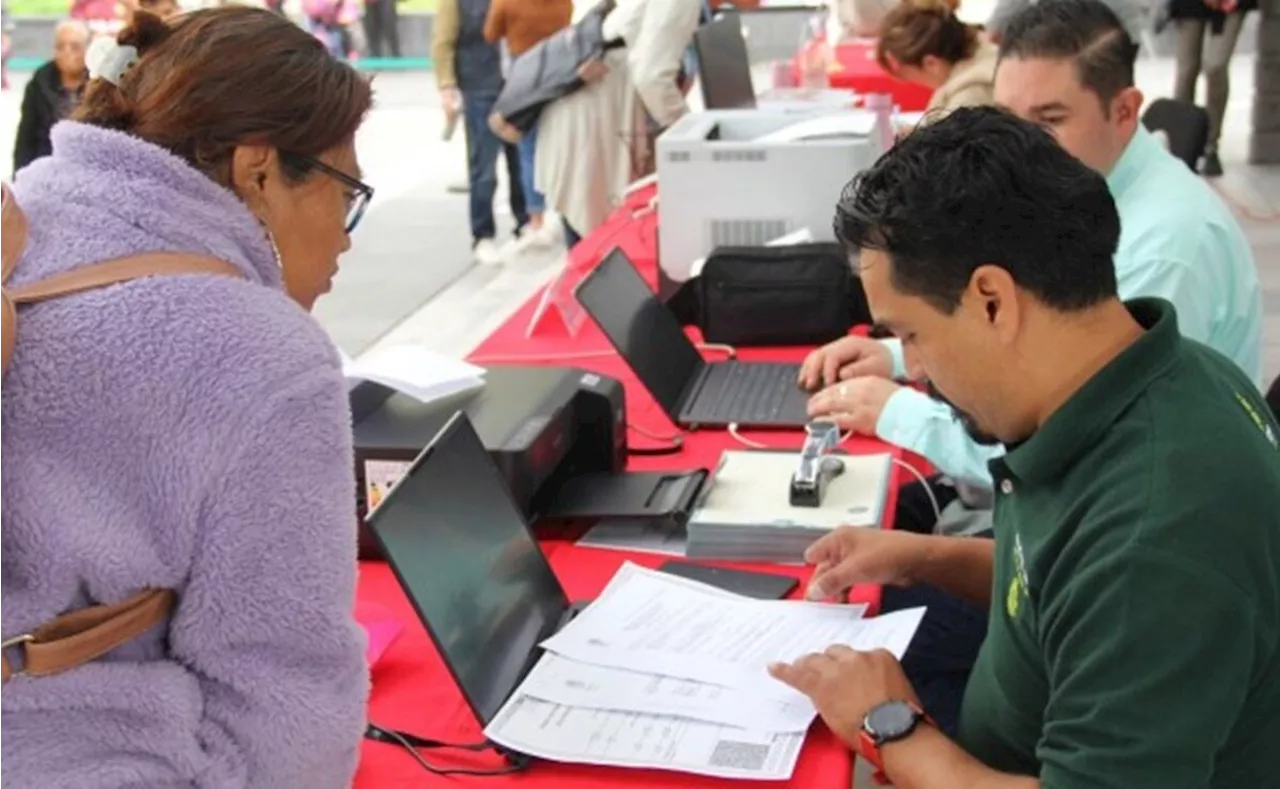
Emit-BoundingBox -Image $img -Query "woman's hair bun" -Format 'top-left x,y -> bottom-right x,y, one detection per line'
117,10 -> 173,57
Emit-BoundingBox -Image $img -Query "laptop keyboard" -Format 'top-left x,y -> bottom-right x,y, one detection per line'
686,363 -> 806,425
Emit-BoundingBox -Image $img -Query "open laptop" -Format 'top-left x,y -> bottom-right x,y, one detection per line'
694,13 -> 758,110
366,412 -> 585,742
574,248 -> 809,429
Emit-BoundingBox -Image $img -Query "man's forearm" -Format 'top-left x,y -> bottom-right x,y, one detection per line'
882,726 -> 1038,789
909,535 -> 994,608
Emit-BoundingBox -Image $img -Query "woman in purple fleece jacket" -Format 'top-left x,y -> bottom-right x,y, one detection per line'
2,8 -> 373,787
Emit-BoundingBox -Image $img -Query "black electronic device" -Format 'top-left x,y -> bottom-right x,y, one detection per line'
542,469 -> 708,530
657,560 -> 800,600
694,12 -> 757,111
575,248 -> 809,430
352,365 -> 627,557
367,412 -> 587,736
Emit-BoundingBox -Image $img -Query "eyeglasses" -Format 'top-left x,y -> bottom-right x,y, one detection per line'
282,153 -> 374,233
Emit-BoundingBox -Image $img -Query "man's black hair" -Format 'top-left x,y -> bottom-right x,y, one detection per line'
834,106 -> 1120,314
998,0 -> 1139,104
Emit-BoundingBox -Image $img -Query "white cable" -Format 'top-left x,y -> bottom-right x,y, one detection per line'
467,350 -> 616,364
890,457 -> 942,525
469,343 -> 738,366
629,422 -> 684,444
697,342 -> 737,359
727,422 -> 771,449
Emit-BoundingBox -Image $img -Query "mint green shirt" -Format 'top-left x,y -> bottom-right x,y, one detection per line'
875,127 -> 1262,487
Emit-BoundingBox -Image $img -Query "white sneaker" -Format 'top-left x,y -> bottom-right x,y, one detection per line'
512,221 -> 563,253
472,238 -> 504,266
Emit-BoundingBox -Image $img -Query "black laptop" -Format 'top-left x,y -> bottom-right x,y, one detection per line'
574,248 -> 809,429
366,412 -> 585,737
694,12 -> 757,111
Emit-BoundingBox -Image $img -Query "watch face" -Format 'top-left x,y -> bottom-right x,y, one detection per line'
866,701 -> 919,741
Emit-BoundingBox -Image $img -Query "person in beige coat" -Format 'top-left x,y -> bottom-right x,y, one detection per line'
876,0 -> 998,115
534,0 -> 702,245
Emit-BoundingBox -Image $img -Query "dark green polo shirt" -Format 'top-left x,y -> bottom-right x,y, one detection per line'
957,298 -> 1280,789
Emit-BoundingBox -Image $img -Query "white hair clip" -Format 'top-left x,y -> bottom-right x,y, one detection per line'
85,36 -> 139,86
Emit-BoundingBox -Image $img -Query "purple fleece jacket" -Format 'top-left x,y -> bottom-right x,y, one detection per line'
1,122 -> 369,788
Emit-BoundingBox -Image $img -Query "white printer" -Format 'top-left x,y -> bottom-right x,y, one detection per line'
655,108 -> 886,283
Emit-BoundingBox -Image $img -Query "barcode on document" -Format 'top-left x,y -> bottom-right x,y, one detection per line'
709,740 -> 770,771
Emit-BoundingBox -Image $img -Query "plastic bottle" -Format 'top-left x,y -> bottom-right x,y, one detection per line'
865,92 -> 896,152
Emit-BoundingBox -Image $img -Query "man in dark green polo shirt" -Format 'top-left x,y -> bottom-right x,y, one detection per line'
768,106 -> 1280,788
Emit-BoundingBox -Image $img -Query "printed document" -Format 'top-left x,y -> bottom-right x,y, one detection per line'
484,695 -> 805,781
540,563 -> 923,693
342,345 -> 485,404
515,652 -> 817,732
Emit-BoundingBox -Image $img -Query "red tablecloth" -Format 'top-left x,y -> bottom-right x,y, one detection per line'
794,38 -> 934,112
354,184 -> 911,788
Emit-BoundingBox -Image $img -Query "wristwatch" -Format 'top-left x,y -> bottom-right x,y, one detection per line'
859,700 -> 931,772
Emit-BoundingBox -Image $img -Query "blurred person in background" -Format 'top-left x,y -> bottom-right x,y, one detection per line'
362,0 -> 401,57
1168,0 -> 1256,176
434,0 -> 529,265
536,0 -> 702,248
12,20 -> 90,174
2,7 -> 12,91
72,0 -> 125,34
484,0 -> 572,253
877,0 -> 997,116
2,7 -> 372,787
304,0 -> 363,59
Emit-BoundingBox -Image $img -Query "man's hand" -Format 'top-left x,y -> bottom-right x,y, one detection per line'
440,86 -> 461,124
806,376 -> 902,435
798,335 -> 894,390
578,58 -> 609,84
803,526 -> 934,600
769,647 -> 921,749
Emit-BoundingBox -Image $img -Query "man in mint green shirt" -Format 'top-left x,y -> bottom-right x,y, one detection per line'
800,0 -> 1262,491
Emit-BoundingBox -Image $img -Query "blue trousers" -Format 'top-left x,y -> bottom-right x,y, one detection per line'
517,119 -> 545,215
880,477 -> 989,737
462,90 -> 528,242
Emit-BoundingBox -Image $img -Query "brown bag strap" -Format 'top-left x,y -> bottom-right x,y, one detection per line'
1,181 -> 243,373
0,188 -> 237,685
1,589 -> 176,684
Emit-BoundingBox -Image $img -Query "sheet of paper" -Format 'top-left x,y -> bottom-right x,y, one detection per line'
515,652 -> 816,732
754,112 -> 876,143
343,345 -> 486,405
484,695 -> 805,781
541,563 -> 919,694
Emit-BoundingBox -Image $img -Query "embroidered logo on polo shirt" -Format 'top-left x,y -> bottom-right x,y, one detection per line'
1005,532 -> 1031,620
1234,392 -> 1278,449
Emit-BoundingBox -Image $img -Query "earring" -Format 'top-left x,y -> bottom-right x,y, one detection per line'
258,217 -> 283,270
266,228 -> 283,270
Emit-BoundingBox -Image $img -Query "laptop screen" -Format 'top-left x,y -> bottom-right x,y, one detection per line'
695,13 -> 757,111
575,248 -> 706,420
366,412 -> 569,726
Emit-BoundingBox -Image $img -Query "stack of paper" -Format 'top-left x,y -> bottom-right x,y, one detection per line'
341,345 -> 486,405
686,451 -> 893,562
483,563 -> 924,781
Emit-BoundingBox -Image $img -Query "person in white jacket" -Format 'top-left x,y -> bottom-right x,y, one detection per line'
534,0 -> 702,245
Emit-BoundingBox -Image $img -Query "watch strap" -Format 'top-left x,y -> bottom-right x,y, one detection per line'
857,701 -> 932,776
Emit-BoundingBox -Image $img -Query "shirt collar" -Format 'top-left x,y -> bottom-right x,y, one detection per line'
1105,126 -> 1160,201
996,299 -> 1180,485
